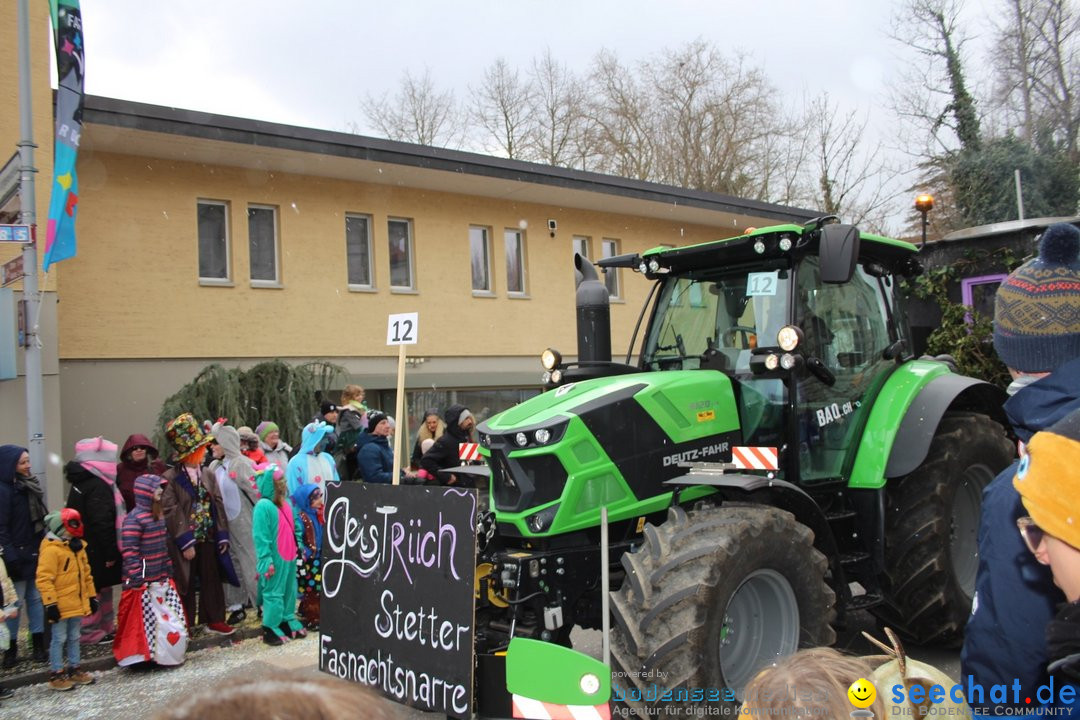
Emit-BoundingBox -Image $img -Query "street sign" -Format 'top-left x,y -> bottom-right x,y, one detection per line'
1,255 -> 24,287
0,224 -> 32,243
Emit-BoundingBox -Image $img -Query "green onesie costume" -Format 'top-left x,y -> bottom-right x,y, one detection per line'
253,466 -> 304,640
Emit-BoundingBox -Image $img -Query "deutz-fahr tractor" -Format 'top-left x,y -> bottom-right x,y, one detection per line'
471,218 -> 1014,703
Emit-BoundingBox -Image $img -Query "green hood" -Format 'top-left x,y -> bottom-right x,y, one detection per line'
255,465 -> 279,499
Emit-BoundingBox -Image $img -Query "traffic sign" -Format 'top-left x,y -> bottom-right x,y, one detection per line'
0,224 -> 32,243
1,255 -> 24,287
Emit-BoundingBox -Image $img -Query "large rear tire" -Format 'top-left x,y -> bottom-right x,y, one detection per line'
610,504 -> 836,709
875,412 -> 1014,646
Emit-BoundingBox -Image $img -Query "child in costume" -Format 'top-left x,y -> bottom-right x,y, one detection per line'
114,474 -> 187,667
286,421 -> 338,497
253,465 -> 306,645
36,509 -> 97,691
292,484 -> 324,630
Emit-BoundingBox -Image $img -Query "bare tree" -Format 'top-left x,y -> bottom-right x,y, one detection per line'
361,68 -> 463,147
798,94 -> 902,226
992,0 -> 1080,161
586,50 -> 658,180
890,0 -> 982,155
524,49 -> 593,167
469,58 -> 533,159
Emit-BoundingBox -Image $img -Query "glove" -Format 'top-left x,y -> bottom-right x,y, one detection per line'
45,604 -> 60,624
89,597 -> 99,614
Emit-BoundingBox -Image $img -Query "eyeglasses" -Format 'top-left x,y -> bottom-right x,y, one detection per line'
1017,516 -> 1046,555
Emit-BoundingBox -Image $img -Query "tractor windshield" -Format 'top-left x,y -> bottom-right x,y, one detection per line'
641,265 -> 791,374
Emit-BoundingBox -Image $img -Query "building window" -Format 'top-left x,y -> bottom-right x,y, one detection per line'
601,238 -> 621,298
573,236 -> 590,260
388,217 -> 415,290
346,213 -> 374,288
197,200 -> 230,282
961,274 -> 1008,323
505,229 -> 527,295
470,226 -> 493,294
248,205 -> 279,285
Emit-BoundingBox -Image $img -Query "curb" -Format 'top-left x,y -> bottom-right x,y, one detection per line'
2,625 -> 263,690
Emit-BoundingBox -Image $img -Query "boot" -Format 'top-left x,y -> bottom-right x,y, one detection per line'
31,632 -> 47,663
1,646 -> 15,670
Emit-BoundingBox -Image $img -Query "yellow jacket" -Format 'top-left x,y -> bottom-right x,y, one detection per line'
35,535 -> 96,619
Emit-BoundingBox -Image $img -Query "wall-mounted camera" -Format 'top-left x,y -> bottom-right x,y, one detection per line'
548,219 -> 557,237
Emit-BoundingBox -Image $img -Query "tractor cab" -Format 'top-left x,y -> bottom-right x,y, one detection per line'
610,220 -> 920,484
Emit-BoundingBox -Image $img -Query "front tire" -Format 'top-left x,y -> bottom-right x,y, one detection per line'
610,504 -> 835,708
875,412 -> 1014,646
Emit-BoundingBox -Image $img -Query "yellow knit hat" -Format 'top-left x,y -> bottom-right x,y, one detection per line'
1014,409 -> 1080,550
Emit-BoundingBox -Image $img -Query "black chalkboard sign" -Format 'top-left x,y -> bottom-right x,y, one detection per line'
319,482 -> 478,718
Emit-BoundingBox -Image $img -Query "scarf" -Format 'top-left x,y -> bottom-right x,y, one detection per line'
75,437 -> 126,545
13,473 -> 48,536
1007,373 -> 1043,397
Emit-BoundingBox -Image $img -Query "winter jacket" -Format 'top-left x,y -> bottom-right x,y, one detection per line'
1044,601 -> 1080,715
161,463 -> 237,591
116,434 -> 167,513
419,404 -> 473,483
260,439 -> 292,475
36,533 -> 96,620
0,553 -> 15,614
0,444 -> 44,581
962,356 -> 1080,711
410,416 -> 446,468
358,435 -> 395,484
65,462 -> 123,588
120,474 -> 172,587
286,423 -> 339,497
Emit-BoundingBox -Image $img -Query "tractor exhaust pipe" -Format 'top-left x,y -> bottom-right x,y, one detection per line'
574,253 -> 612,363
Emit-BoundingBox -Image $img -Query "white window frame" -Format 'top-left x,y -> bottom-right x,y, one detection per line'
247,204 -> 280,287
345,213 -> 375,291
470,225 -> 494,295
197,199 -> 231,285
572,235 -> 590,261
388,217 -> 416,292
505,228 -> 528,297
601,237 -> 622,300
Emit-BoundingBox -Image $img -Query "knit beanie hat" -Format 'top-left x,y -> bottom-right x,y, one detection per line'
256,421 -> 280,443
44,509 -> 81,538
367,411 -> 388,433
1014,408 -> 1080,549
74,436 -> 119,483
993,223 -> 1080,373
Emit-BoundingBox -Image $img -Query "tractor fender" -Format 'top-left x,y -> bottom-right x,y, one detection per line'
666,472 -> 841,583
848,360 -> 1008,489
884,373 -> 1008,478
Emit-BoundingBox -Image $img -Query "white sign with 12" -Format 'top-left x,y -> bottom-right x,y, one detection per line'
386,312 -> 419,345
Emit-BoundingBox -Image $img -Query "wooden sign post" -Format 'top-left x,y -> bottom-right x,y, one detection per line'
320,482 -> 478,717
386,312 -> 418,485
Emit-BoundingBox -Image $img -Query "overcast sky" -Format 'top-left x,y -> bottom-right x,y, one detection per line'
77,1 -> 983,134
73,0 -> 997,227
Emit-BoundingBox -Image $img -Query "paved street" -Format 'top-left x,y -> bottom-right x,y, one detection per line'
0,614 -> 961,720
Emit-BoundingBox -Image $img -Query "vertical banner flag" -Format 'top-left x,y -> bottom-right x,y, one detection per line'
43,0 -> 85,271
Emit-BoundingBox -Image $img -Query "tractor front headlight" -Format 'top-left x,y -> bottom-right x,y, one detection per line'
550,369 -> 563,384
515,433 -> 528,447
777,325 -> 803,352
764,354 -> 780,371
534,428 -> 552,444
541,348 -> 562,371
780,353 -> 798,370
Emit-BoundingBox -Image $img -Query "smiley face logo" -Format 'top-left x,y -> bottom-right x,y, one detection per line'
848,678 -> 877,709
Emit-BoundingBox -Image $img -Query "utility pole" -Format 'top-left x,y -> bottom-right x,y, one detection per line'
17,0 -> 47,501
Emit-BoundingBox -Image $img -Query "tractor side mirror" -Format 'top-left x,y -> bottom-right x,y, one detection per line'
819,224 -> 860,284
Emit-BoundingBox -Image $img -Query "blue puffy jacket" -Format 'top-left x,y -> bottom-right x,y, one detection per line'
961,357 -> 1080,711
358,435 -> 395,484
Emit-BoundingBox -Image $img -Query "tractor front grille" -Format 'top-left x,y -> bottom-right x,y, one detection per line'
489,449 -> 568,513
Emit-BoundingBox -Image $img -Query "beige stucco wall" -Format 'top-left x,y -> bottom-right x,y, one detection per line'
61,149 -> 736,361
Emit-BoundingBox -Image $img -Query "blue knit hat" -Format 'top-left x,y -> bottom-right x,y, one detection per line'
993,223 -> 1080,373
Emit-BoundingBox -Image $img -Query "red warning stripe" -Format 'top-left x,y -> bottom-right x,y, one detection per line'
459,442 -> 481,461
731,446 -> 779,470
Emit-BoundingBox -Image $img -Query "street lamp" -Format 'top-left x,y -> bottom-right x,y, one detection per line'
915,193 -> 934,248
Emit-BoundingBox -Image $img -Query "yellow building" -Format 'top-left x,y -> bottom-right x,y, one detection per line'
1,0 -> 814,500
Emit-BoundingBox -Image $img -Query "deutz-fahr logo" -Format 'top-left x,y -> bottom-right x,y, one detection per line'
662,441 -> 731,467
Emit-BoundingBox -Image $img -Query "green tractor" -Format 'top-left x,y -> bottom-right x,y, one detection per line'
472,218 -> 1014,703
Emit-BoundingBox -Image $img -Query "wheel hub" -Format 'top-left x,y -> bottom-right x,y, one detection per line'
717,569 -> 800,697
